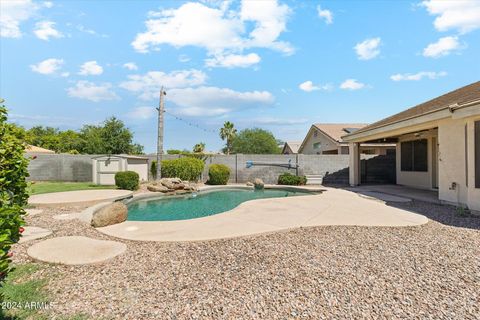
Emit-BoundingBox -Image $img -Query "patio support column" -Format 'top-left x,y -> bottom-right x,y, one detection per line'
349,142 -> 360,186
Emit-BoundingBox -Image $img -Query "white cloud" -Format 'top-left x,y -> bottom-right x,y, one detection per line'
127,106 -> 156,119
76,24 -> 108,37
250,117 -> 309,126
119,69 -> 207,100
354,37 -> 381,60
30,58 -> 64,75
132,1 -> 293,66
421,0 -> 480,34
1,0 -> 39,38
67,81 -> 119,102
298,81 -> 332,92
79,61 -> 104,75
123,62 -> 138,71
34,21 -> 63,40
167,86 -> 275,116
423,36 -> 461,58
390,71 -> 447,81
340,79 -> 366,90
43,2 -> 53,8
205,53 -> 261,68
317,5 -> 333,24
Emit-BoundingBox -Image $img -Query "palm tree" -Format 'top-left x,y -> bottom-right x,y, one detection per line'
193,142 -> 205,153
219,121 -> 237,155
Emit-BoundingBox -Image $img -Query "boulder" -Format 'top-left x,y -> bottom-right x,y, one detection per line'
254,178 -> 264,190
91,202 -> 127,228
147,184 -> 169,192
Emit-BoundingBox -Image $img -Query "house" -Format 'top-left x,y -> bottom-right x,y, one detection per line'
343,81 -> 480,211
26,145 -> 55,154
282,141 -> 301,154
298,123 -> 395,155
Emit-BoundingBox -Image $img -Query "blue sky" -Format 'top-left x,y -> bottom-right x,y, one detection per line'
1,0 -> 479,153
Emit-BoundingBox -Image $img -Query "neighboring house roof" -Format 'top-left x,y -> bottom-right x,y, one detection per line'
298,123 -> 368,153
282,141 -> 302,154
26,145 -> 55,154
349,81 -> 480,136
312,123 -> 368,143
92,154 -> 148,160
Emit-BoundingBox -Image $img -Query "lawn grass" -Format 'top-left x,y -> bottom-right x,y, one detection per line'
28,181 -> 116,195
0,264 -> 90,320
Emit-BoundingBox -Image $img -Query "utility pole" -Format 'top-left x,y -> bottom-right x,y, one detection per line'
156,86 -> 166,180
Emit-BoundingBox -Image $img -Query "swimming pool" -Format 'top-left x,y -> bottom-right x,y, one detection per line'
127,188 -> 317,221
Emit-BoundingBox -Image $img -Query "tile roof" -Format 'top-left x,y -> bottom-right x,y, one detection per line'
351,81 -> 480,135
313,123 -> 368,142
283,141 -> 302,153
26,145 -> 55,153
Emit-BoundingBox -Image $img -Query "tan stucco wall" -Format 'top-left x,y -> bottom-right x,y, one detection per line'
300,129 -> 339,154
396,130 -> 436,190
438,113 -> 480,211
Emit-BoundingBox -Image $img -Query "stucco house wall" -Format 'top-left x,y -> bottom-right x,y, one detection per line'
396,130 -> 436,190
300,130 -> 339,154
438,115 -> 480,211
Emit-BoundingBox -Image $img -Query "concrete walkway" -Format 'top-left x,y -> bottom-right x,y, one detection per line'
346,185 -> 440,204
29,189 -> 133,207
98,187 -> 428,242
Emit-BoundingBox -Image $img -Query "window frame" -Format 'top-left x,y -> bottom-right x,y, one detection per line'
400,139 -> 428,172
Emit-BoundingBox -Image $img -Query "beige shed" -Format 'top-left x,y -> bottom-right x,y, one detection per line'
92,155 -> 149,185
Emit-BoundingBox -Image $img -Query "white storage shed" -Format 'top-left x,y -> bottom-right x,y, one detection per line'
92,155 -> 149,185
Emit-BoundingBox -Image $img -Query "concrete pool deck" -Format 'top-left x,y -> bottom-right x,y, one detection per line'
97,187 -> 428,242
29,189 -> 133,207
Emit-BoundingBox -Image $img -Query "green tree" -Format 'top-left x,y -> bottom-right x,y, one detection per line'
79,125 -> 105,154
0,102 -> 30,292
219,121 -> 237,155
193,142 -> 205,153
100,117 -> 134,154
230,128 -> 280,154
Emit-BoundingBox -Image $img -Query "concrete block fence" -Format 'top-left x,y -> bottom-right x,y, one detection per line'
27,153 -> 376,184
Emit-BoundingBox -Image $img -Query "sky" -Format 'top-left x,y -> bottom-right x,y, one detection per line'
1,0 -> 479,153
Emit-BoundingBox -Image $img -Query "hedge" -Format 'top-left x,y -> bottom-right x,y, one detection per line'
0,104 -> 30,295
115,171 -> 140,190
161,157 -> 204,181
277,172 -> 307,186
207,164 -> 230,185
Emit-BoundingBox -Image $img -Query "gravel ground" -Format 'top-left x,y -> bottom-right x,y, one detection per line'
11,200 -> 480,319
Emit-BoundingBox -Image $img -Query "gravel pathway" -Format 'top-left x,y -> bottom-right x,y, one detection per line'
11,200 -> 480,319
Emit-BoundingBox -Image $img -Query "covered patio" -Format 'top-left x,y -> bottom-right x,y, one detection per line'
343,81 -> 480,211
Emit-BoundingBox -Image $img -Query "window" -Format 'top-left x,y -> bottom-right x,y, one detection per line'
313,130 -> 318,137
475,121 -> 480,188
313,142 -> 321,150
401,139 -> 428,172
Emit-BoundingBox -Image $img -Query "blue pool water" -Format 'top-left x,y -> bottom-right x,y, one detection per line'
127,188 -> 316,221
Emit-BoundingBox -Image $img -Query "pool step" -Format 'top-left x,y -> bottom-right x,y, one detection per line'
306,175 -> 324,185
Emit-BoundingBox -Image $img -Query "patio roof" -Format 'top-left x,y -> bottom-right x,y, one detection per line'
343,81 -> 480,141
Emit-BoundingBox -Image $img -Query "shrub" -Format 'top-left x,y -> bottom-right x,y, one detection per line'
207,164 -> 230,185
115,171 -> 139,190
278,172 -> 307,186
161,157 -> 205,181
150,161 -> 158,180
0,103 -> 30,296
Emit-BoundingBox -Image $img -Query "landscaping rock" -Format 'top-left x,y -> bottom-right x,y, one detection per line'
91,202 -> 127,228
254,178 -> 264,190
147,183 -> 169,193
246,182 -> 254,187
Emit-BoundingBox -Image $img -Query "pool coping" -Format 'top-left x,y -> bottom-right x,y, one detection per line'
93,186 -> 429,242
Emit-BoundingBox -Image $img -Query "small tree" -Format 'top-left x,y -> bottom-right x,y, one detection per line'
219,121 -> 237,155
0,102 -> 30,296
231,128 -> 280,154
193,142 -> 206,153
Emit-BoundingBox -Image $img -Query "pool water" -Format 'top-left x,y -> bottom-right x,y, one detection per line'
127,188 -> 315,221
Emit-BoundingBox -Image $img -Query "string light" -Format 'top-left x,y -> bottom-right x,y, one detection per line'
163,109 -> 217,134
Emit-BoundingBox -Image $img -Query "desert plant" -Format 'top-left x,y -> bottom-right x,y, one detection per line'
207,164 -> 230,185
277,172 -> 307,186
161,157 -> 204,181
219,121 -> 237,155
0,102 -> 30,297
114,171 -> 139,190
